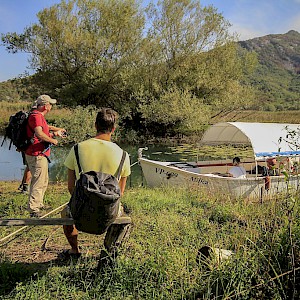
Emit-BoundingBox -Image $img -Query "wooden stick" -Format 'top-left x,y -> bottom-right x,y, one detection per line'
0,218 -> 74,226
0,202 -> 68,244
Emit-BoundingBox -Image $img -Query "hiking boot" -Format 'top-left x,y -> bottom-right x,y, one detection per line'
21,184 -> 29,194
18,183 -> 29,194
30,211 -> 44,218
40,205 -> 52,211
122,203 -> 132,215
58,249 -> 81,261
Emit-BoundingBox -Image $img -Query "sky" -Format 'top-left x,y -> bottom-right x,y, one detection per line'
0,0 -> 300,82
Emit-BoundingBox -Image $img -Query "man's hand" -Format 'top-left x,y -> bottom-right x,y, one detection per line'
52,139 -> 59,146
49,126 -> 67,138
53,128 -> 67,138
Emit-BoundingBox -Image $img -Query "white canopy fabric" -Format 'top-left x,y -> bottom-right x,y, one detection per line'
200,122 -> 300,160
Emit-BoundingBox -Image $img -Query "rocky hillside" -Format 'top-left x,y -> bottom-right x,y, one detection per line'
239,30 -> 300,111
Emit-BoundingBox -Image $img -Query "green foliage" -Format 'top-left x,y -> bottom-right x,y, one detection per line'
137,1 -> 256,128
138,87 -> 210,134
1,4 -> 299,139
0,81 -> 20,102
2,0 -> 144,111
47,105 -> 135,144
48,105 -> 98,144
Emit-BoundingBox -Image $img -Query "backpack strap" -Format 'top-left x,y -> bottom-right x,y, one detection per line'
1,133 -> 8,147
74,144 -> 83,175
116,151 -> 127,181
74,144 -> 126,180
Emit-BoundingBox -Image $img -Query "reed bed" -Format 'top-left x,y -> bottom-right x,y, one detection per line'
224,110 -> 300,124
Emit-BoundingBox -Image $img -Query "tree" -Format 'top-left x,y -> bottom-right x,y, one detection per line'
134,0 -> 257,132
0,81 -> 20,102
1,0 -> 145,114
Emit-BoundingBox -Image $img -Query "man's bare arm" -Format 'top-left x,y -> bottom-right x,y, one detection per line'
119,177 -> 127,196
34,126 -> 58,145
67,168 -> 76,195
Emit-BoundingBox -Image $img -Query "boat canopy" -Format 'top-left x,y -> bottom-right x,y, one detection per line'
200,122 -> 300,160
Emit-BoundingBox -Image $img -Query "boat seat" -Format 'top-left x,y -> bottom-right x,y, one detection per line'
169,162 -> 199,168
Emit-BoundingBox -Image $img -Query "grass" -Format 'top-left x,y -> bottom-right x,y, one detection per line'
0,182 -> 299,299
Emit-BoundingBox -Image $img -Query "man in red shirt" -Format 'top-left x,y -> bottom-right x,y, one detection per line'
25,95 -> 66,218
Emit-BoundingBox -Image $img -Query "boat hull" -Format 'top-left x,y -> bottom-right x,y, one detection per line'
139,158 -> 300,200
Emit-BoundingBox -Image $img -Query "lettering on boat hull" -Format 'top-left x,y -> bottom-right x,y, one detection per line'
155,167 -> 178,179
155,167 -> 209,185
190,176 -> 209,185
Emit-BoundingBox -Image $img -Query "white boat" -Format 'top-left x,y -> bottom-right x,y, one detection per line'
139,122 -> 300,201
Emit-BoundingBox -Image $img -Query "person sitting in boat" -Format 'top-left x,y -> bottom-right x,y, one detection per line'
279,157 -> 294,175
261,157 -> 279,191
262,158 -> 279,176
227,157 -> 247,178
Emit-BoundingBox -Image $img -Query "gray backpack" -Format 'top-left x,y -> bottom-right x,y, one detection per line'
69,144 -> 126,234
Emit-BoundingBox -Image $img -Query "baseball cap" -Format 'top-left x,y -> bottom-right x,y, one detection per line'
32,94 -> 57,108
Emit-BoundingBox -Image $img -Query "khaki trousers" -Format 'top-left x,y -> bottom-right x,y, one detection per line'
25,155 -> 49,213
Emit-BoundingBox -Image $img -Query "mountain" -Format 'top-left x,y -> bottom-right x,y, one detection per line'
239,30 -> 300,111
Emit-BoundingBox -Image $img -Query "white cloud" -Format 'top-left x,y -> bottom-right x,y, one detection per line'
287,13 -> 300,32
224,0 -> 300,40
222,1 -> 276,40
229,25 -> 265,41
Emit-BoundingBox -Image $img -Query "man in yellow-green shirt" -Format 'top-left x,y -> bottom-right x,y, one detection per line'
61,108 -> 131,259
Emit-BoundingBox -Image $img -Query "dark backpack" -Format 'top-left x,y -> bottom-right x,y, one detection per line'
69,144 -> 127,235
1,110 -> 32,151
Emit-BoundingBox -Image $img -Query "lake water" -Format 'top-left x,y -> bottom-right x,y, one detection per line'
0,135 -> 253,186
0,136 -> 204,187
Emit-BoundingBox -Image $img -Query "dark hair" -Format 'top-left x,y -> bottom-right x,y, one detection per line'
267,158 -> 276,166
95,108 -> 118,133
233,157 -> 240,164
